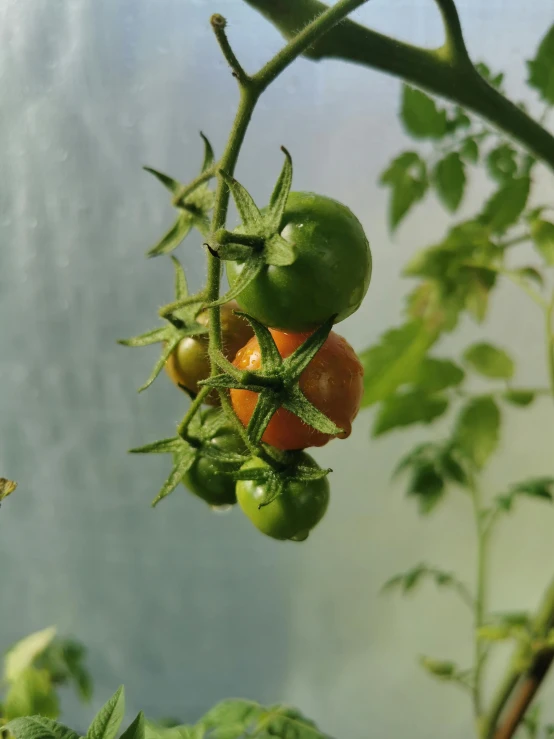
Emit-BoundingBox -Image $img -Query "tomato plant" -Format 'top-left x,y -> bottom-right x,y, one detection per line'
230,327 -> 364,449
236,453 -> 330,541
226,191 -> 372,331
5,1 -> 554,739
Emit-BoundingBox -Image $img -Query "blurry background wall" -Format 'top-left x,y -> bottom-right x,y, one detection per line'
1,1 -> 552,736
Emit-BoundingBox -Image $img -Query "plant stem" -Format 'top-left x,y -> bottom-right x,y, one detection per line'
204,0 -> 371,447
244,0 -> 554,170
481,303 -> 554,738
470,477 -> 488,729
483,580 -> 554,739
210,14 -> 251,87
252,0 -> 370,91
177,386 -> 210,438
172,166 -> 217,208
546,293 -> 554,399
432,0 -> 470,64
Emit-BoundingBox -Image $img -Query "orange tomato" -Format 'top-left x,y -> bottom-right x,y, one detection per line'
230,328 -> 364,450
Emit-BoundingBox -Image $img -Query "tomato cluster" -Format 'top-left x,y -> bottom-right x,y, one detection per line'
161,192 -> 370,541
125,178 -> 370,542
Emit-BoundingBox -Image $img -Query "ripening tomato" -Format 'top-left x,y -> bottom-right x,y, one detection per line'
182,409 -> 246,507
230,328 -> 364,450
226,192 -> 372,331
165,301 -> 253,404
236,453 -> 330,541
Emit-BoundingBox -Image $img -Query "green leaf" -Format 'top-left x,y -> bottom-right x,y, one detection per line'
267,146 -> 293,232
208,257 -> 265,307
419,657 -> 456,679
503,389 -> 536,407
380,151 -> 428,229
143,167 -> 180,195
219,171 -> 262,228
197,699 -> 326,739
147,214 -> 193,258
120,714 -> 146,739
4,627 -> 58,682
480,177 -> 530,233
463,266 -> 496,324
390,177 -> 428,230
3,668 -> 59,721
433,153 -> 466,211
439,447 -> 470,487
515,266 -> 544,287
530,219 -> 554,265
510,477 -> 554,501
117,327 -> 167,349
6,717 -> 79,739
372,391 -> 448,437
409,463 -> 445,514
171,256 -> 189,301
282,385 -> 343,436
401,86 -> 447,139
486,144 -> 518,184
200,132 -> 215,173
383,564 -> 471,603
527,23 -> 554,104
360,321 -> 438,408
454,396 -> 500,468
459,138 -> 479,163
284,314 -> 335,378
35,637 -> 93,702
463,342 -> 515,379
87,687 -> 125,739
413,357 -> 465,393
234,312 -> 282,371
263,233 -> 297,266
151,448 -> 198,507
0,476 -> 17,502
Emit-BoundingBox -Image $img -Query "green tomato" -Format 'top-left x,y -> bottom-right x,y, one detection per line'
236,453 -> 330,541
165,301 -> 253,405
226,192 -> 372,331
183,410 -> 246,508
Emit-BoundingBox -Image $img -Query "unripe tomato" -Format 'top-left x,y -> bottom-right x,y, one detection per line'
226,192 -> 372,331
165,301 -> 253,404
183,409 -> 246,507
236,453 -> 330,541
231,328 -> 364,450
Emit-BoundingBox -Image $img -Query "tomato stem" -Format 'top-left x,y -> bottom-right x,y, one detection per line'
177,386 -> 210,439
210,14 -> 252,89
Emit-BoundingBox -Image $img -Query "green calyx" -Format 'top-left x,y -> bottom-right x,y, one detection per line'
233,454 -> 331,509
144,132 -> 216,257
200,312 -> 343,444
205,147 -> 298,306
117,256 -> 207,393
129,408 -> 248,507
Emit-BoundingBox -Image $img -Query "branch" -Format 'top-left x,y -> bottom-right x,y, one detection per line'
252,0 -> 370,91
210,14 -> 251,87
494,650 -> 554,739
483,578 -> 554,738
547,292 -> 554,399
243,0 -> 554,171
433,0 -> 470,64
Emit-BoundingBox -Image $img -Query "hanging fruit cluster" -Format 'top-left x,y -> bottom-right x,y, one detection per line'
120,139 -> 372,542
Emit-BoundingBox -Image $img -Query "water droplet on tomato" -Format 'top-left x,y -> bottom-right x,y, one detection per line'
210,504 -> 233,514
